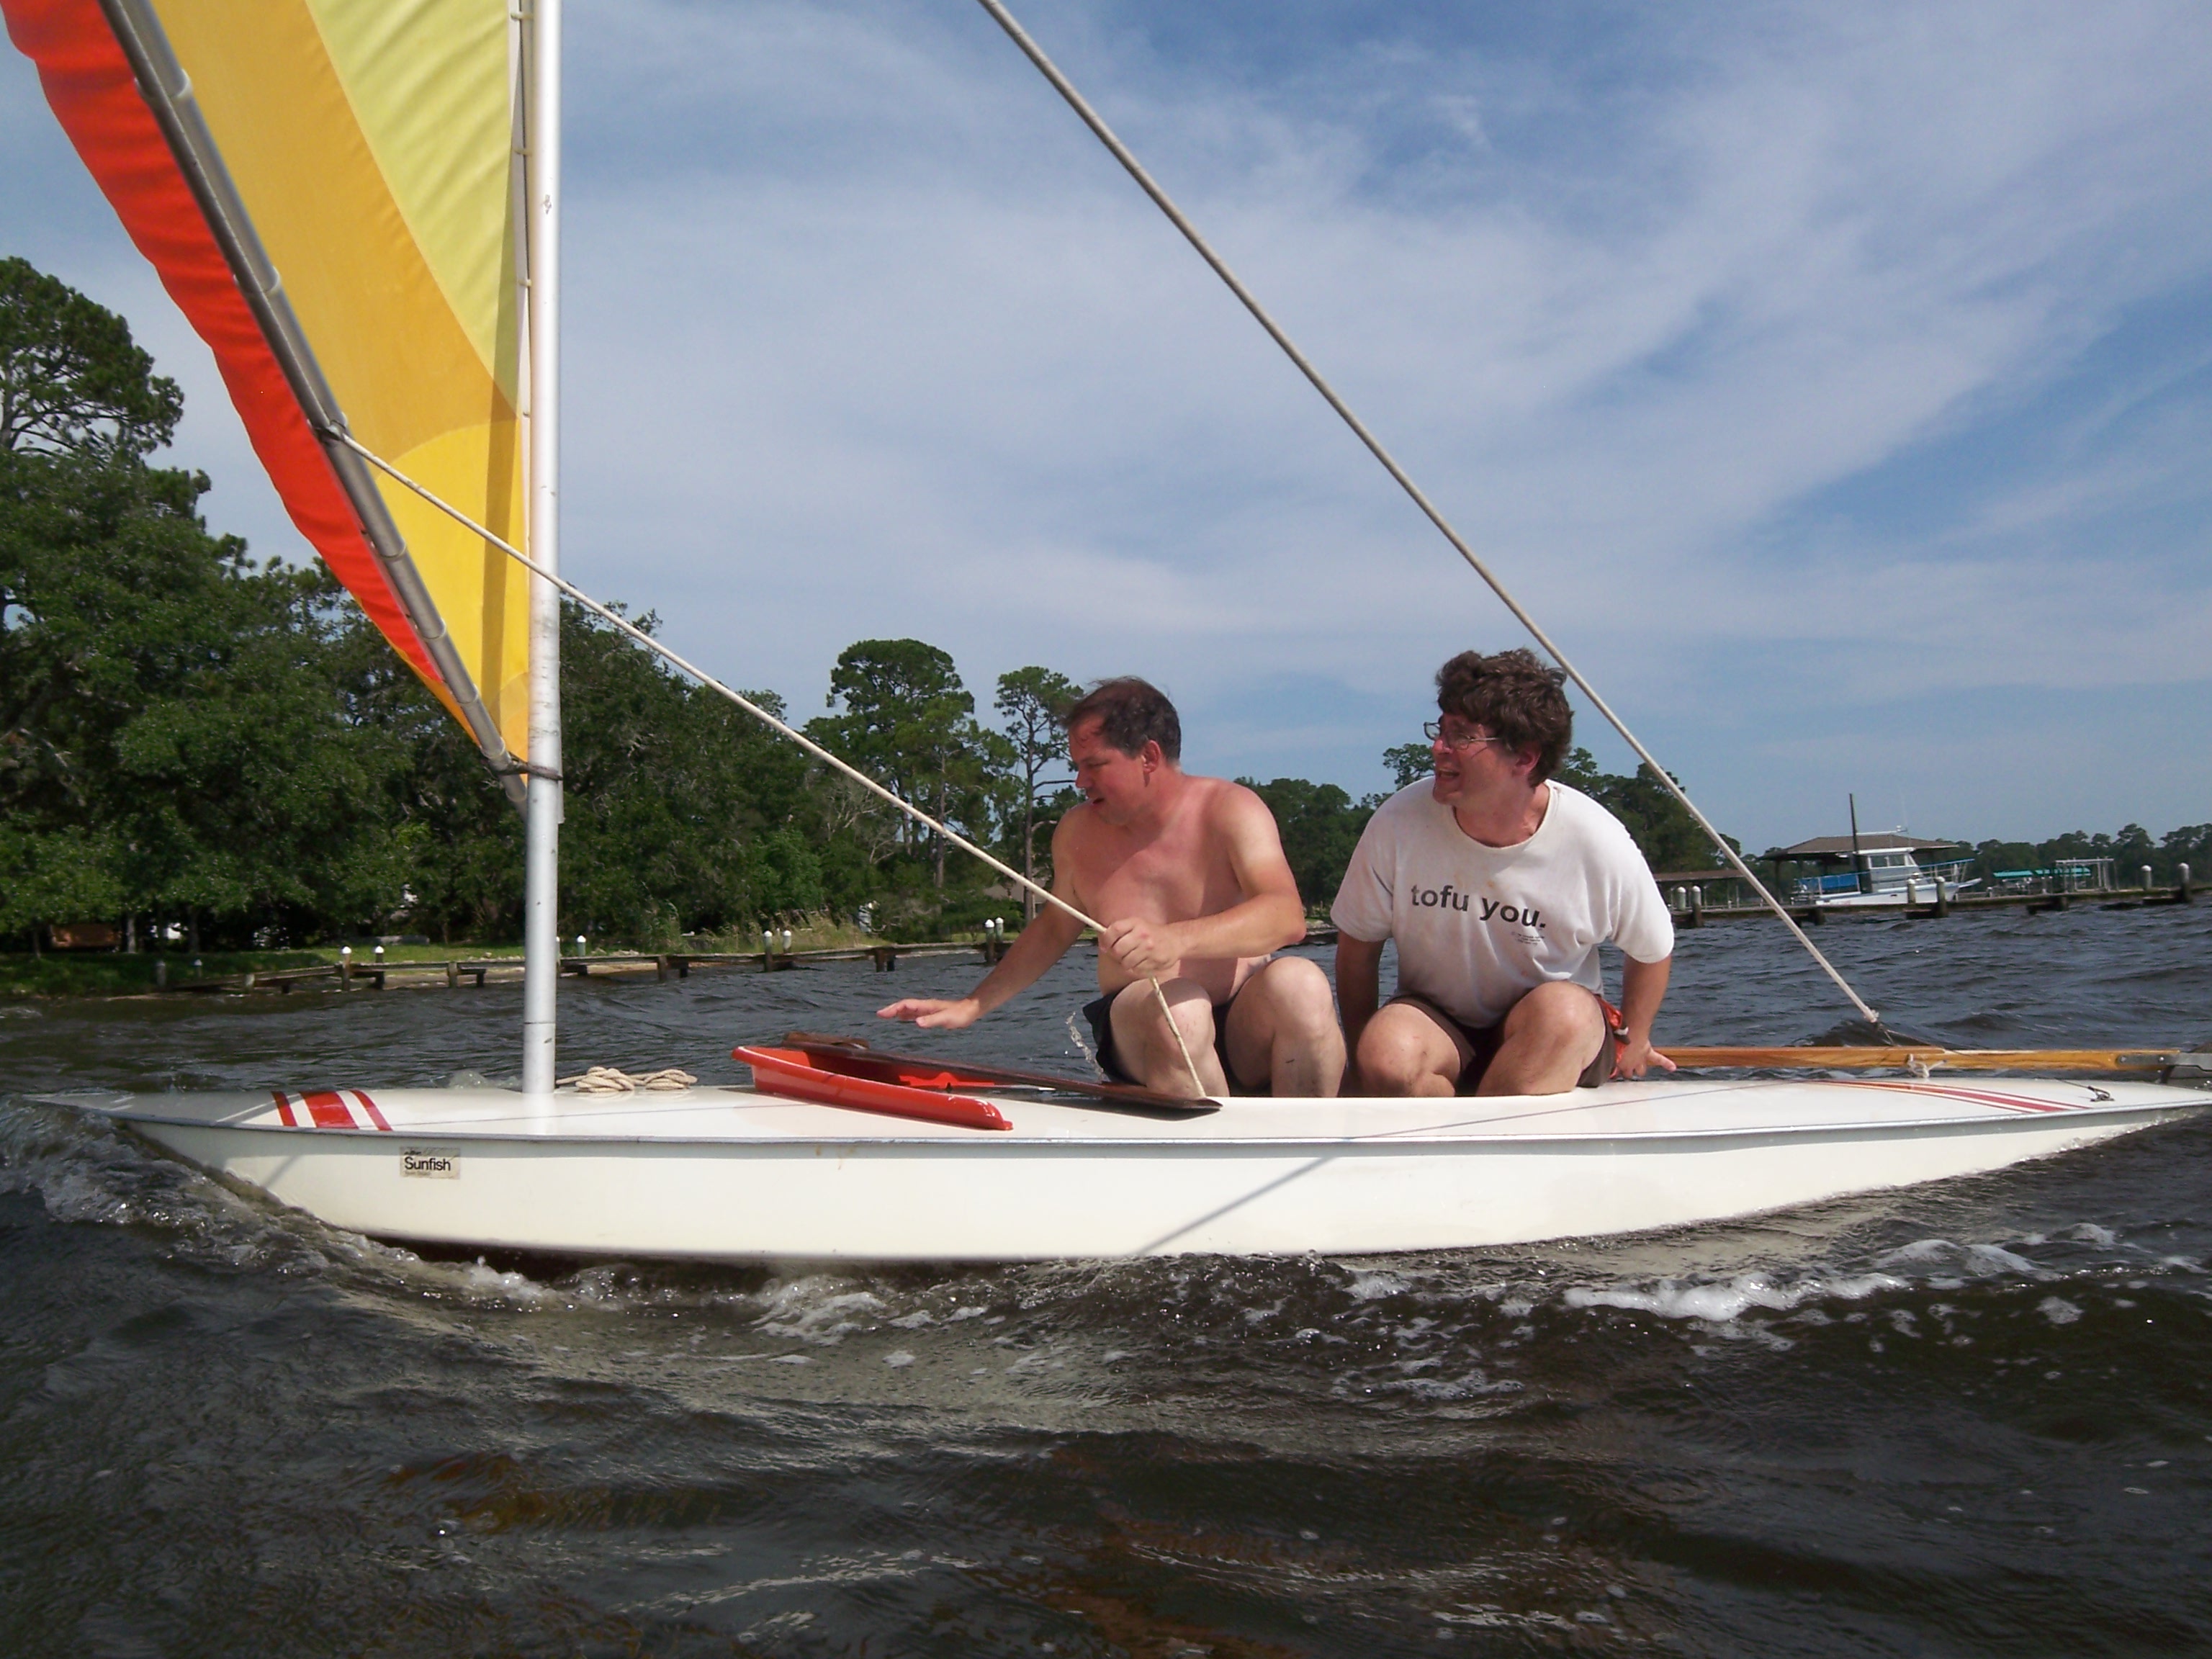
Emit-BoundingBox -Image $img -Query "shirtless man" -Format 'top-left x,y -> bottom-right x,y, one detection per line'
878,678 -> 1345,1098
1333,648 -> 1676,1097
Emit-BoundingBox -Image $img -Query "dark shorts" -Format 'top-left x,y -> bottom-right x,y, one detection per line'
1391,989 -> 1624,1092
1082,981 -> 1251,1091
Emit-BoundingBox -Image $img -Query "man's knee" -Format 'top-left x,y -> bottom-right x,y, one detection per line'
1357,1008 -> 1444,1093
1254,956 -> 1335,1035
1123,981 -> 1215,1048
1504,981 -> 1603,1043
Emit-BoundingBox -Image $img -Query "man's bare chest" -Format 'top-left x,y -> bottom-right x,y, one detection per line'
1074,829 -> 1236,922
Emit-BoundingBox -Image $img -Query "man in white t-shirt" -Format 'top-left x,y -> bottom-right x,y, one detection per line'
1331,649 -> 1676,1096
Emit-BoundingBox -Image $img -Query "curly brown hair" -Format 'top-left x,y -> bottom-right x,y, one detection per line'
1064,677 -> 1182,763
1434,648 -> 1573,782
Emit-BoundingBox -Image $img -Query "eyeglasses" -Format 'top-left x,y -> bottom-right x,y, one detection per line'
1424,721 -> 1503,752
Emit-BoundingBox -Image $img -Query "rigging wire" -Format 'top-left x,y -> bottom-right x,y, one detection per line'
329,432 -> 1216,1099
971,0 -> 1886,1034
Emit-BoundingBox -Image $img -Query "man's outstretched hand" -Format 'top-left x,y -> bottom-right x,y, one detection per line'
1613,1034 -> 1676,1080
877,997 -> 983,1030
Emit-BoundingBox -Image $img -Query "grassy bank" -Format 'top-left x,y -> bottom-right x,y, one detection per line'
0,950 -> 323,998
0,943 -> 523,999
0,914 -> 1010,998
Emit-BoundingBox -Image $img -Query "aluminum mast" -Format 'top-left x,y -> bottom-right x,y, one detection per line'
521,0 -> 563,1094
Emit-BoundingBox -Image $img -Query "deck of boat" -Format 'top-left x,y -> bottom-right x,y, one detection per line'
42,1073 -> 2195,1145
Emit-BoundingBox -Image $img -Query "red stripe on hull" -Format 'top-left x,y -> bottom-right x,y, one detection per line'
1828,1079 -> 2071,1115
350,1090 -> 392,1131
302,1089 -> 355,1129
271,1090 -> 298,1128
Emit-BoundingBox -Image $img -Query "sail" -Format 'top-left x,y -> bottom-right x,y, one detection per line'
3,0 -> 535,776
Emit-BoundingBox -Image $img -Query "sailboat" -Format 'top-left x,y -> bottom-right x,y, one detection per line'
7,0 -> 2205,1262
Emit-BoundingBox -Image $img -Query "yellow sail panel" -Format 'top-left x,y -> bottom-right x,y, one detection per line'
302,0 -> 519,399
148,0 -> 532,755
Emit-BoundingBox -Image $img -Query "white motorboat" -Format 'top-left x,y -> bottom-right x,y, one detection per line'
41,1059 -> 2208,1262
1794,847 -> 1982,908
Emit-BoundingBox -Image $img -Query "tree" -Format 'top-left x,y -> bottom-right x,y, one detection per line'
552,603 -> 820,944
1,256 -> 181,462
808,638 -> 989,889
0,301 -> 418,948
993,665 -> 1082,917
1583,765 -> 1729,871
1243,777 -> 1374,913
1382,741 -> 1431,790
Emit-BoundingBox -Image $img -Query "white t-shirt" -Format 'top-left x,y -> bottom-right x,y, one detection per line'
1331,780 -> 1673,1028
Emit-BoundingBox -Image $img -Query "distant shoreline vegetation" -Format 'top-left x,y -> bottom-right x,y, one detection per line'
5,261 -> 2202,961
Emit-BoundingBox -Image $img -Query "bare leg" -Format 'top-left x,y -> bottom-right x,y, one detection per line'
1476,981 -> 1606,1097
1108,978 -> 1231,1098
1354,999 -> 1472,1097
1222,957 -> 1346,1097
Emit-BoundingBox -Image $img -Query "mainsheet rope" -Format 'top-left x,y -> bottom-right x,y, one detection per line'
330,432 -> 1215,1098
972,0 -> 1886,1033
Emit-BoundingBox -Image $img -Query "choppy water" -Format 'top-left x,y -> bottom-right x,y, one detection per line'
4,903 -> 2209,1655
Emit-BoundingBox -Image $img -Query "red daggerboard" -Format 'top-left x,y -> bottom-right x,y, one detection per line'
734,1046 -> 1012,1132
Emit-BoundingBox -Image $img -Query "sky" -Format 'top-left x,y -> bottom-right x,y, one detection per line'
4,0 -> 2209,853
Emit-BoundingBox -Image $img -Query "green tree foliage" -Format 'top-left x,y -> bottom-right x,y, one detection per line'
994,665 -> 1082,909
555,603 -> 819,943
1,255 -> 181,461
1242,777 -> 1375,913
1,271 -> 413,948
1964,824 -> 2212,887
808,638 -> 993,889
1381,741 -> 1431,790
1559,747 -> 1738,871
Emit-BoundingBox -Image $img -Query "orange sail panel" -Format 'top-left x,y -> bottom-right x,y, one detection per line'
2,0 -> 534,768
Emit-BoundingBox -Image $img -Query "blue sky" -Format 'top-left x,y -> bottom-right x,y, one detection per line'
5,0 -> 2208,852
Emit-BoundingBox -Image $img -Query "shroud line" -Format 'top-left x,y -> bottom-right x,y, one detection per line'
971,0 -> 1884,1033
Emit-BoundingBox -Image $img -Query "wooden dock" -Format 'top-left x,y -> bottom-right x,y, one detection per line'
159,938 -> 1016,996
1654,877 -> 2193,928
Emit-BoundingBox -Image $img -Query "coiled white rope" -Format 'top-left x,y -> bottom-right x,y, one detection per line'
557,1066 -> 698,1093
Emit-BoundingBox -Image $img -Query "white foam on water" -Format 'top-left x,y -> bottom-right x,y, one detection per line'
449,1259 -> 555,1305
1874,1238 -> 2053,1280
2038,1296 -> 2083,1325
755,1282 -> 889,1345
1564,1271 -> 1904,1325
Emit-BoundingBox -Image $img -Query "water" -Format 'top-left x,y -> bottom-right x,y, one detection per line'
4,904 -> 2208,1655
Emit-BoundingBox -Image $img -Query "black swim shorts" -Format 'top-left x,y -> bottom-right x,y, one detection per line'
1081,982 -> 1249,1091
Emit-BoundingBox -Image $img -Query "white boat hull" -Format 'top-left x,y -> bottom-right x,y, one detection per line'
42,1076 -> 2206,1261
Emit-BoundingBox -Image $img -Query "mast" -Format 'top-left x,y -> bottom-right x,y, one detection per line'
521,0 -> 563,1094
